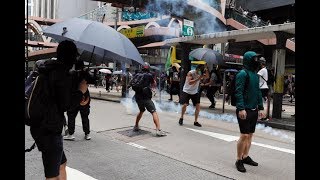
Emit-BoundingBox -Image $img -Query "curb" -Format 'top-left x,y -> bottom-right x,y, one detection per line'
257,121 -> 295,131
90,95 -> 121,103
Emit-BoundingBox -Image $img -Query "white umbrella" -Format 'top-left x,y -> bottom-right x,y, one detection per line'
112,70 -> 123,75
43,17 -> 144,65
99,69 -> 112,74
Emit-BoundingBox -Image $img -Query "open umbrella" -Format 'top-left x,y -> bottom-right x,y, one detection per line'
113,70 -> 123,75
189,48 -> 224,71
99,69 -> 112,74
43,17 -> 144,65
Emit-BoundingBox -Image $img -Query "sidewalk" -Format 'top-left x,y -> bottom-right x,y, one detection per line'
88,86 -> 295,131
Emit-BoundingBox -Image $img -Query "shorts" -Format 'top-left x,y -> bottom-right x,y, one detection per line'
136,99 -> 156,113
180,91 -> 200,106
34,134 -> 67,178
261,88 -> 269,97
236,109 -> 258,134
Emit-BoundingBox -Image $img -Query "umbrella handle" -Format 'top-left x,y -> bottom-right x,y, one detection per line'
88,46 -> 96,68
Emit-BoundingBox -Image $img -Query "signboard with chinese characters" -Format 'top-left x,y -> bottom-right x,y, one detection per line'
182,19 -> 194,36
119,26 -> 145,38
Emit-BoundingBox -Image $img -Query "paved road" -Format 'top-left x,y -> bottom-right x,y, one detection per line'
25,99 -> 295,180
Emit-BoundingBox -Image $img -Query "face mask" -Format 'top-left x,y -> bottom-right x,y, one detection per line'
198,70 -> 202,75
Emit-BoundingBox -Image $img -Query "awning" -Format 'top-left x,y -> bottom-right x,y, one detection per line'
138,41 -> 167,49
26,48 -> 57,61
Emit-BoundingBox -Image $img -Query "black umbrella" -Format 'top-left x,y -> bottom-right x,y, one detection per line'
189,48 -> 224,70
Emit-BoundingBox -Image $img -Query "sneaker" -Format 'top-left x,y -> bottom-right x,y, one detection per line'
259,118 -> 269,122
235,160 -> 246,172
63,134 -> 75,141
168,98 -> 173,101
133,125 -> 140,132
85,134 -> 91,140
209,104 -> 215,109
156,129 -> 167,137
194,121 -> 202,127
242,156 -> 258,166
178,118 -> 183,125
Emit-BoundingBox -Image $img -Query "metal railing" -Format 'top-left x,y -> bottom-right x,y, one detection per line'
78,5 -> 109,22
226,9 -> 268,28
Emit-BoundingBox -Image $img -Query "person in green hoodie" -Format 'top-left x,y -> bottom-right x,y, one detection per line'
234,51 -> 265,173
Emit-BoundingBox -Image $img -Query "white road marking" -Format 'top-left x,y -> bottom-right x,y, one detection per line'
66,166 -> 97,180
251,142 -> 295,154
186,128 -> 238,142
186,128 -> 295,154
127,142 -> 146,149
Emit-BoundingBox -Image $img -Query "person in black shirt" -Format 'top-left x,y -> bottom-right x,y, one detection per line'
132,62 -> 166,136
64,60 -> 92,141
168,66 -> 180,101
30,40 -> 77,179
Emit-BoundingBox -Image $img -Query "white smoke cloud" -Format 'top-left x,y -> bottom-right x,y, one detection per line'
121,98 -> 295,142
144,0 -> 225,35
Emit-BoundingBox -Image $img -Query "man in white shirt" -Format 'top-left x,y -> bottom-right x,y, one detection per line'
178,64 -> 208,127
257,57 -> 268,101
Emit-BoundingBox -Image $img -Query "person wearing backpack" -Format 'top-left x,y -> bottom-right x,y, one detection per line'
234,51 -> 265,173
28,40 -> 78,179
131,62 -> 166,136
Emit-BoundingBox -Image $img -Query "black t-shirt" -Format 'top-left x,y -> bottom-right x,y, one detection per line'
135,72 -> 154,100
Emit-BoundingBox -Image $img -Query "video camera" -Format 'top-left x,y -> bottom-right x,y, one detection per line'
70,60 -> 97,85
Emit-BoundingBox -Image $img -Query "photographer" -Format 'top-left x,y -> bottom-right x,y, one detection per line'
64,60 -> 94,141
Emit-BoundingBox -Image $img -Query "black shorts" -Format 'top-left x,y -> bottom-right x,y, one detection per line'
236,109 -> 258,134
180,91 -> 200,106
136,99 -> 156,113
34,135 -> 67,178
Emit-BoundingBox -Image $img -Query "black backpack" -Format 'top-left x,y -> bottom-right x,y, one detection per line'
25,70 -> 52,153
230,70 -> 249,106
25,71 -> 51,127
130,73 -> 146,92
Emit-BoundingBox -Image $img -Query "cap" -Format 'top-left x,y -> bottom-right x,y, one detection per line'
142,62 -> 150,69
259,57 -> 266,64
243,51 -> 262,62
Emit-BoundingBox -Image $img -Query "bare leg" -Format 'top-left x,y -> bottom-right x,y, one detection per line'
180,104 -> 187,119
242,133 -> 253,158
195,103 -> 200,122
152,112 -> 160,130
59,162 -> 67,180
237,134 -> 249,160
135,111 -> 144,127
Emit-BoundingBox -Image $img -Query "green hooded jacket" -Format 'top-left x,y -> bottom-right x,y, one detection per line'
235,51 -> 264,110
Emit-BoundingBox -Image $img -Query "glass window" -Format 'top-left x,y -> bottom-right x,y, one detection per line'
28,6 -> 31,16
176,49 -> 182,60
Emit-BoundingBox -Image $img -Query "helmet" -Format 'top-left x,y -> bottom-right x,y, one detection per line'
142,62 -> 150,69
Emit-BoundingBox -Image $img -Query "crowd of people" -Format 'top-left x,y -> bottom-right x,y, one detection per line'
26,40 -> 294,179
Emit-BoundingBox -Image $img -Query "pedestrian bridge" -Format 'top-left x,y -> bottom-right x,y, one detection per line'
165,22 -> 295,46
